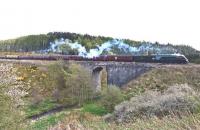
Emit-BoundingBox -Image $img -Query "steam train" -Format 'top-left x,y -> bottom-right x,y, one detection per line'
0,54 -> 189,64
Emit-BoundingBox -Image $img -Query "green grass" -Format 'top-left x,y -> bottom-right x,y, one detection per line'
82,103 -> 108,116
29,111 -> 67,130
25,99 -> 59,117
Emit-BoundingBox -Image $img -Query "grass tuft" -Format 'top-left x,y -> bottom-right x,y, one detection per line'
82,103 -> 108,116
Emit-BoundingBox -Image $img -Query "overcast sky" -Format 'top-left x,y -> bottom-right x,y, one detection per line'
0,0 -> 200,50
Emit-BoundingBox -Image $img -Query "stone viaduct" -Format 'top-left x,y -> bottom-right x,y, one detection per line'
79,61 -> 154,91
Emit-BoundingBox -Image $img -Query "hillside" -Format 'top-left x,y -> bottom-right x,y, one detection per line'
1,61 -> 200,130
0,32 -> 200,63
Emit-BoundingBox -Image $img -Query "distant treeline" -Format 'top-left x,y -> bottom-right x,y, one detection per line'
0,32 -> 113,52
0,32 -> 199,63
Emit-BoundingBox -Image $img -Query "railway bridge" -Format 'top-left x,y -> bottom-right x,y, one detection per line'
79,61 -> 153,91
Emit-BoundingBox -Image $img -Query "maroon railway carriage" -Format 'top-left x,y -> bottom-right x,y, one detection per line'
0,54 -> 188,64
16,55 -> 134,62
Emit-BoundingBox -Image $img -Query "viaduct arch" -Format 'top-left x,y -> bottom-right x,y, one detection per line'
81,62 -> 153,91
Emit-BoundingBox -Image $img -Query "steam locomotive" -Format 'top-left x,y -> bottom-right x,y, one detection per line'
0,54 -> 189,64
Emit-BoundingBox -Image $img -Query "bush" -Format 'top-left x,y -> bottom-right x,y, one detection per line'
17,64 -> 52,105
48,61 -> 95,106
100,85 -> 124,112
106,84 -> 200,123
82,103 -> 108,116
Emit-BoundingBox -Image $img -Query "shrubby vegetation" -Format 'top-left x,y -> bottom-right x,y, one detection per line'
106,84 -> 200,123
16,61 -> 96,118
47,61 -> 95,106
100,85 -> 124,112
82,85 -> 124,116
21,61 -> 94,105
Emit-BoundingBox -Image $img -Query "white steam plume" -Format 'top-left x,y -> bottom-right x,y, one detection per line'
46,38 -> 177,57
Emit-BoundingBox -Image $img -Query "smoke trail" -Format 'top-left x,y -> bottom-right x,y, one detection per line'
47,38 -> 87,56
47,38 -> 177,57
